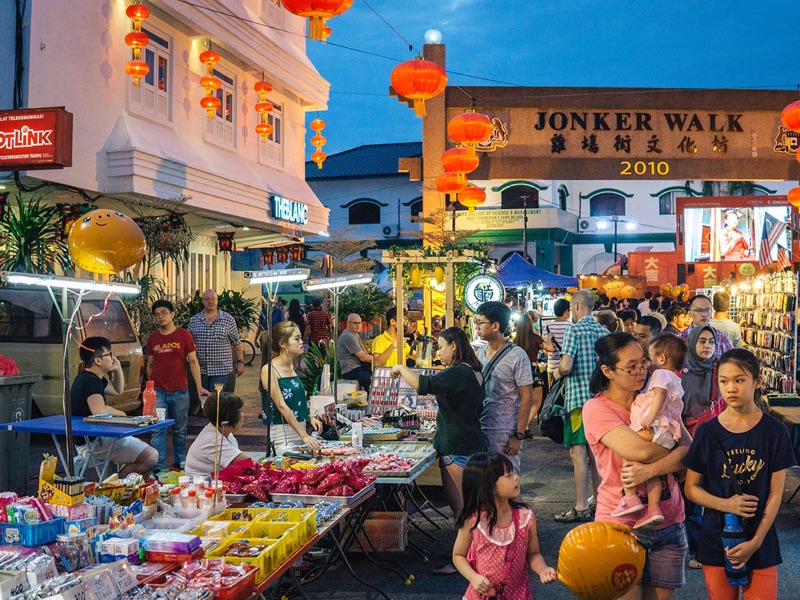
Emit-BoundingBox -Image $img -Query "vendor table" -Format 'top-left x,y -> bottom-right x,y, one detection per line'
769,405 -> 800,503
0,415 -> 175,480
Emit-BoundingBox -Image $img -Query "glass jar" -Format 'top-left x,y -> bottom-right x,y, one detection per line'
55,532 -> 90,571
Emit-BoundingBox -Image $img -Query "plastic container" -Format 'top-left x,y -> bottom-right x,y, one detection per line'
191,521 -> 250,538
0,516 -> 65,546
140,517 -> 193,533
722,513 -> 750,586
142,380 -> 157,417
208,508 -> 272,523
264,508 -> 317,544
355,511 -> 407,552
207,538 -> 282,582
0,373 -> 41,494
232,521 -> 299,556
55,532 -> 90,571
145,546 -> 205,563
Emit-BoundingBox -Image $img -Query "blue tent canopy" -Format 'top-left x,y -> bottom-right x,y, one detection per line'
497,253 -> 579,289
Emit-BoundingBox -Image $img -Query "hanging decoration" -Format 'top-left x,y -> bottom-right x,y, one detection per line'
441,147 -> 480,175
282,0 -> 353,41
448,111 -> 494,158
781,101 -> 800,134
276,247 -> 289,263
254,80 -> 274,142
261,248 -> 275,267
788,187 -> 800,208
310,117 -> 327,169
216,231 -> 235,253
435,172 -> 468,195
457,185 -> 487,213
124,2 -> 150,86
390,57 -> 447,117
199,46 -> 222,118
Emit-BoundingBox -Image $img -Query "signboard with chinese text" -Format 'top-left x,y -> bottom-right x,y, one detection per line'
0,107 -> 72,170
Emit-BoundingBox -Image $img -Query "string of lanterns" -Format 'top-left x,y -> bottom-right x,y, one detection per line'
261,245 -> 305,266
124,2 -> 150,86
199,46 -> 222,118
310,118 -> 327,169
779,102 -> 800,210
254,80 -> 274,142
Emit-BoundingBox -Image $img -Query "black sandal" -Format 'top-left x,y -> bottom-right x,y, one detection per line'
553,507 -> 593,523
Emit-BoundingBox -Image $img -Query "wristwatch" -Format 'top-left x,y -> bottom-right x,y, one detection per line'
236,360 -> 244,364
513,431 -> 526,441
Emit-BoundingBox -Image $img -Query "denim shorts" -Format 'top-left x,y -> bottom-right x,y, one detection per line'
633,521 -> 688,589
439,454 -> 470,468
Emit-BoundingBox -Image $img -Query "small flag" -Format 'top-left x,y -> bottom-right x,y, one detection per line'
758,213 -> 787,268
777,245 -> 792,271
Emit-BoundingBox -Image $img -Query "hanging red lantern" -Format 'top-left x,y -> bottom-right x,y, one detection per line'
254,80 -> 274,142
441,147 -> 480,174
276,247 -> 289,263
216,231 -> 235,253
390,57 -> 447,118
282,0 -> 352,41
309,118 -> 327,168
124,2 -> 150,86
199,49 -> 222,118
435,172 -> 467,195
781,101 -> 800,133
261,249 -> 275,266
448,111 -> 494,158
311,150 -> 327,169
310,118 -> 325,132
788,187 -> 800,208
457,185 -> 487,213
311,134 -> 327,147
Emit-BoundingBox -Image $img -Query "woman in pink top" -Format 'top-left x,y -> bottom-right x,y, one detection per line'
582,332 -> 692,599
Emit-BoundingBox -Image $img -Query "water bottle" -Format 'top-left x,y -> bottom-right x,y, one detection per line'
142,381 -> 157,417
722,513 -> 750,586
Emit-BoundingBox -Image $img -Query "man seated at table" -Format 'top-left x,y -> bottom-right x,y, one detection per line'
71,336 -> 158,477
337,313 -> 373,391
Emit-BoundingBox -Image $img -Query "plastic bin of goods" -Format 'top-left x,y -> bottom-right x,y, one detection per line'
206,538 -> 283,582
231,521 -> 300,555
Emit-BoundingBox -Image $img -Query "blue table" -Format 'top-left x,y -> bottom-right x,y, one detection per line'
0,416 -> 174,480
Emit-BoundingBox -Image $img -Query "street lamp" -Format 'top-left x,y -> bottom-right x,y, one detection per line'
244,269 -> 309,457
1,272 -> 141,475
304,274 -> 373,402
596,217 -> 637,270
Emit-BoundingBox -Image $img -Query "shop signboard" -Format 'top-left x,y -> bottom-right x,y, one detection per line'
0,107 -> 72,170
464,274 -> 505,312
454,208 -> 561,231
270,195 -> 308,225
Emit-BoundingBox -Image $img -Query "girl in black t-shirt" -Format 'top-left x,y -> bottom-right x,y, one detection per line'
684,349 -> 795,599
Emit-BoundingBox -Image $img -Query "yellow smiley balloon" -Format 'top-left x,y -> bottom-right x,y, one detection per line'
68,209 -> 146,274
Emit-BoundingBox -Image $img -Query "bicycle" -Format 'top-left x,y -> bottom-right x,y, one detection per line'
241,338 -> 257,366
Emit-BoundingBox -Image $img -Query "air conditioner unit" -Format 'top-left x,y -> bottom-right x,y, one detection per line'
382,225 -> 400,238
577,218 -> 597,233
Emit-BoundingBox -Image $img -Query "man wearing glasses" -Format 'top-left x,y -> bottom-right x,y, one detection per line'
337,313 -> 373,391
70,336 -> 158,477
680,295 -> 732,361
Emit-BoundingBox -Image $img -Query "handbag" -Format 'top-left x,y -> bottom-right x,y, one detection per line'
684,361 -> 724,437
539,377 -> 566,444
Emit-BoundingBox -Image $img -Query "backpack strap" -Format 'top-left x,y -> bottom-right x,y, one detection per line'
482,343 -> 513,386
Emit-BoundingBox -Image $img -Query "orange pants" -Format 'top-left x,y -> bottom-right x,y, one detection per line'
702,565 -> 777,600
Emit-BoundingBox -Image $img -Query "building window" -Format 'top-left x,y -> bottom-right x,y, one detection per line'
128,26 -> 170,122
348,200 -> 381,225
589,192 -> 625,217
658,191 -> 676,215
260,0 -> 285,28
259,103 -> 283,167
409,198 -> 423,217
204,68 -> 235,148
501,185 -> 539,209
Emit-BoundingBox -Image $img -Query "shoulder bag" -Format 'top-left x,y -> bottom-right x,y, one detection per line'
684,361 -> 724,437
539,377 -> 566,444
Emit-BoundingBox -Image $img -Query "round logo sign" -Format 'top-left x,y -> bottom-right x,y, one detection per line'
464,274 -> 504,312
738,263 -> 756,277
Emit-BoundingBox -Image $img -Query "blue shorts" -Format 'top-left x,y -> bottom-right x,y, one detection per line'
439,454 -> 469,468
633,522 -> 688,589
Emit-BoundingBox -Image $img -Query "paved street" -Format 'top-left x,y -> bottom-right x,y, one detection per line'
26,362 -> 800,598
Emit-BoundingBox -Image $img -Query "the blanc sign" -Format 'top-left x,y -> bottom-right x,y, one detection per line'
464,274 -> 505,312
271,195 -> 308,225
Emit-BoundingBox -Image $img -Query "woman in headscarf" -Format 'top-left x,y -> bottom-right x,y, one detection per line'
680,325 -> 724,571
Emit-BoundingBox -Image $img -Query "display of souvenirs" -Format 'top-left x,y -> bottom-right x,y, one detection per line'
368,367 -> 439,414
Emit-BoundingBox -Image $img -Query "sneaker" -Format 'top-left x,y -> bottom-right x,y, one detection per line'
610,496 -> 645,518
633,507 -> 665,530
554,507 -> 593,523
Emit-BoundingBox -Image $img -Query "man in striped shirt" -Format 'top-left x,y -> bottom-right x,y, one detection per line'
544,298 -> 572,387
305,298 -> 332,348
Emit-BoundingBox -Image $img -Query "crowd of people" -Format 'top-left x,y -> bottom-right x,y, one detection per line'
68,285 -> 796,599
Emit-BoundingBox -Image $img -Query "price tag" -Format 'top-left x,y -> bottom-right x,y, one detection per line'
0,570 -> 30,600
26,557 -> 58,588
106,561 -> 137,596
84,572 -> 116,600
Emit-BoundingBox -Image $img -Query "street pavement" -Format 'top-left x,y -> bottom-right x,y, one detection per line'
26,362 -> 800,598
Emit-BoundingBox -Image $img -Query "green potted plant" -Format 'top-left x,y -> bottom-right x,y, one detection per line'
0,193 -> 72,274
336,283 -> 391,329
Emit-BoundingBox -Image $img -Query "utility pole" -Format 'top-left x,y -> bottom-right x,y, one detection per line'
521,194 -> 530,262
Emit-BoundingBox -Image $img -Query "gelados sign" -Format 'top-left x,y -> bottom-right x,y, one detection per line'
464,274 -> 505,312
270,195 -> 308,225
0,107 -> 73,170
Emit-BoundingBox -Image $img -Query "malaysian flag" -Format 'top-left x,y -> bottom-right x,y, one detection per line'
777,245 -> 792,271
758,213 -> 787,268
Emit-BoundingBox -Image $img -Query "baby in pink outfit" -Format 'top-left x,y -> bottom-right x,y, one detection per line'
611,334 -> 686,529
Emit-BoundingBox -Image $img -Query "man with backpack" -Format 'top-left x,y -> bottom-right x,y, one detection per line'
474,301 -> 534,475
544,298 -> 572,387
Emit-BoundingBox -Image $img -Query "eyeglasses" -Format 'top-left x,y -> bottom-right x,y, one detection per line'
153,310 -> 171,317
612,359 -> 650,376
473,319 -> 493,327
348,321 -> 362,325
98,352 -> 113,359
691,308 -> 712,314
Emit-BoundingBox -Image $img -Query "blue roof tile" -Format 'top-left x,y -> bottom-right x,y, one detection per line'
306,142 -> 421,179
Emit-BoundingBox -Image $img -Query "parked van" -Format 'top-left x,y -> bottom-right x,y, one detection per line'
0,288 -> 143,416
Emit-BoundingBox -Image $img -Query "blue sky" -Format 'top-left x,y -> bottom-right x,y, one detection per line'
306,0 -> 799,157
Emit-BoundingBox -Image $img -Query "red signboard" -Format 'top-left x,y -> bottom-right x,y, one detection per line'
0,107 -> 73,170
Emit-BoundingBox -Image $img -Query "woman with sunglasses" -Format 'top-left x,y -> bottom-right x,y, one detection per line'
582,332 -> 692,599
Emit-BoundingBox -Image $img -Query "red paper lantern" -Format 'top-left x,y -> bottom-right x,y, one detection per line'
200,76 -> 221,92
253,81 -> 274,141
441,147 -> 479,174
256,122 -> 274,139
276,247 -> 289,263
435,172 -> 467,195
310,118 -> 326,132
198,49 -> 222,118
200,95 -> 221,115
390,57 -> 447,118
125,61 -> 149,85
788,187 -> 800,208
781,101 -> 800,133
448,111 -> 494,158
282,0 -> 352,41
216,231 -> 235,253
124,31 -> 150,52
311,150 -> 327,169
457,186 -> 486,213
311,134 -> 326,146
261,249 -> 275,266
124,2 -> 150,86
126,3 -> 150,22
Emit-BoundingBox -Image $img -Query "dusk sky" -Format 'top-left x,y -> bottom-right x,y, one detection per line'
306,0 -> 800,157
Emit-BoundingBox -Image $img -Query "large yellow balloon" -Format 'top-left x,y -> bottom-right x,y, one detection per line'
604,281 -> 624,298
660,283 -> 672,295
620,285 -> 638,299
558,522 -> 646,600
68,209 -> 146,274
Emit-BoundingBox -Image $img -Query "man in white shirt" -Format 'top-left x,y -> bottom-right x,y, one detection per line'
709,290 -> 743,348
637,291 -> 653,316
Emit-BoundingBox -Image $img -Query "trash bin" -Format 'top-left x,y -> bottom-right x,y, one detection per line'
0,373 -> 42,494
